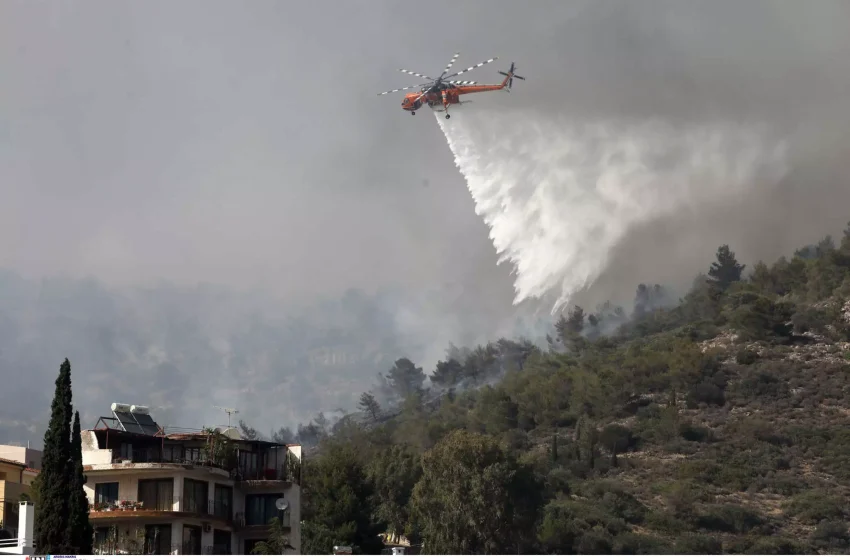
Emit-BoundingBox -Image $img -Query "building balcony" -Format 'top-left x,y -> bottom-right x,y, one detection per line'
89,497 -> 239,527
93,449 -> 297,484
179,497 -> 234,523
234,510 -> 291,531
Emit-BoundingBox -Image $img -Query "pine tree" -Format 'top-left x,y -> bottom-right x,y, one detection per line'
67,411 -> 93,553
35,358 -> 73,553
707,244 -> 745,291
358,392 -> 381,421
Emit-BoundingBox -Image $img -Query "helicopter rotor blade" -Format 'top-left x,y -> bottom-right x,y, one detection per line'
439,52 -> 461,79
443,57 -> 498,80
398,68 -> 434,81
377,83 -> 432,96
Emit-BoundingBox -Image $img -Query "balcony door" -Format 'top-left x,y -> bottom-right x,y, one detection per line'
137,478 -> 174,511
214,484 -> 233,520
245,493 -> 283,526
183,478 -> 209,515
94,482 -> 118,506
144,524 -> 172,555
182,524 -> 202,555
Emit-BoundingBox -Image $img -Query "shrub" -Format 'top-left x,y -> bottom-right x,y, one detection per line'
736,347 -> 760,365
697,504 -> 769,534
785,491 -> 846,524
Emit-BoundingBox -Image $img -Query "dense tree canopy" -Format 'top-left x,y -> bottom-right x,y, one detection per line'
277,224 -> 850,554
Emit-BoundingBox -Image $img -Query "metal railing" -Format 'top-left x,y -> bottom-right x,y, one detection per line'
90,498 -> 176,513
242,510 -> 292,528
181,541 -> 202,555
179,497 -> 233,522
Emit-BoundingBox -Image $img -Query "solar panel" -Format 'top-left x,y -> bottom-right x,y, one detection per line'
132,413 -> 160,436
114,411 -> 146,435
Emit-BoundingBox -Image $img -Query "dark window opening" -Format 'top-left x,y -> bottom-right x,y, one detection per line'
213,529 -> 232,555
245,493 -> 283,526
144,523 -> 172,555
182,524 -> 202,555
138,478 -> 174,511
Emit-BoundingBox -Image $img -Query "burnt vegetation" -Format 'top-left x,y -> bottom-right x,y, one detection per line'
253,224 -> 850,554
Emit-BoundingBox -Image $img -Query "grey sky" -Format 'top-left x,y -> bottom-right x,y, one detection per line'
2,1 -> 850,440
3,0 -> 849,303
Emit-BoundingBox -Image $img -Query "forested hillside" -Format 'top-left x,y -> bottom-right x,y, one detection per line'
286,225 -> 850,554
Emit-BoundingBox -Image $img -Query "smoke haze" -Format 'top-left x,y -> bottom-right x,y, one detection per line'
1,0 -> 849,443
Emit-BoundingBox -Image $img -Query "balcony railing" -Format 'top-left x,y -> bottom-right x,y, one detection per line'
181,541 -> 202,555
240,510 -> 292,528
111,448 -> 229,471
179,497 -> 233,522
89,498 -> 174,511
106,448 -> 298,483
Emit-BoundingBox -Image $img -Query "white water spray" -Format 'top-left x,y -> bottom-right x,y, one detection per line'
436,109 -> 788,313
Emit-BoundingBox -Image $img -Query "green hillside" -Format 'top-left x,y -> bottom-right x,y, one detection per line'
291,225 -> 850,554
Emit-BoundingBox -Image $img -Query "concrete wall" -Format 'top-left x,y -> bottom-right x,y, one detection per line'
0,447 -> 41,471
81,431 -> 113,466
0,464 -> 23,485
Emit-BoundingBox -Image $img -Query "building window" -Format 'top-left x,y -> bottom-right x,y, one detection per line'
214,484 -> 233,520
94,527 -> 114,554
184,447 -> 203,463
182,524 -> 202,555
138,478 -> 174,511
117,442 -> 132,460
162,445 -> 182,463
144,524 -> 172,555
183,478 -> 208,514
245,493 -> 283,526
239,450 -> 259,478
213,529 -> 232,555
94,482 -> 119,505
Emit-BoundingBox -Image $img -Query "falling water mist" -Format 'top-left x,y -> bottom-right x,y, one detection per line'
436,109 -> 789,313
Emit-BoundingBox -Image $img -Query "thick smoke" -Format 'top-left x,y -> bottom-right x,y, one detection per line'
436,109 -> 788,313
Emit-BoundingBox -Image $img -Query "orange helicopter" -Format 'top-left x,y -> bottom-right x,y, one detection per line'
378,53 -> 525,119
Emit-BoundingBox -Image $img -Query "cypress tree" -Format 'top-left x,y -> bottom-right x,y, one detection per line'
67,411 -> 93,553
35,358 -> 73,553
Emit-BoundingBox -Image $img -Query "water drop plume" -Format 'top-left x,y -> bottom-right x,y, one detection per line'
436,109 -> 787,313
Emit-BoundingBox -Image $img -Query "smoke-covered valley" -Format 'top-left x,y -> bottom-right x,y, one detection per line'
0,269 -> 559,444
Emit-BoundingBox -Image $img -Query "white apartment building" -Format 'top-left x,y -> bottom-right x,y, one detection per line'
81,404 -> 302,555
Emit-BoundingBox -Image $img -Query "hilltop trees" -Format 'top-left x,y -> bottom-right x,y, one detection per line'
358,392 -> 381,421
35,359 -> 90,554
708,244 -> 745,291
384,358 -> 426,399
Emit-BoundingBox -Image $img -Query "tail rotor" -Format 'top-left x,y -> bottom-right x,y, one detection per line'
498,62 -> 525,89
